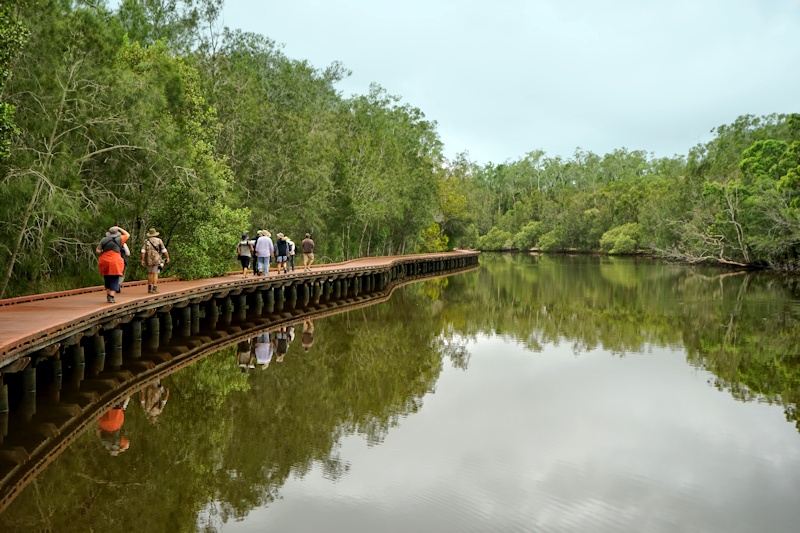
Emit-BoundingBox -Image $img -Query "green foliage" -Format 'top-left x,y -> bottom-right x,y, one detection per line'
513,220 -> 542,250
418,222 -> 449,253
538,228 -> 566,252
600,223 -> 640,254
0,3 -> 29,159
477,227 -> 514,250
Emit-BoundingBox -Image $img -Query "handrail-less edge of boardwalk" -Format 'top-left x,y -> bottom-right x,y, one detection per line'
0,260 -> 480,514
0,251 -> 479,370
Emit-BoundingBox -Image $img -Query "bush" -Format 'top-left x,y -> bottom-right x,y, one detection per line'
477,227 -> 514,250
538,229 -> 566,252
599,223 -> 640,255
419,222 -> 450,252
513,220 -> 542,250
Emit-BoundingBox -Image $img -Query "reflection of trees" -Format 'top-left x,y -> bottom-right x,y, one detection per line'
0,288 -> 447,531
444,254 -> 800,432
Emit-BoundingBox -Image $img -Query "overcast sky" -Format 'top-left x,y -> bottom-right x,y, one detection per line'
219,0 -> 800,164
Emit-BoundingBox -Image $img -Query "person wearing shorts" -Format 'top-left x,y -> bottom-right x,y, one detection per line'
141,227 -> 170,293
301,233 -> 315,272
237,233 -> 254,277
275,232 -> 289,274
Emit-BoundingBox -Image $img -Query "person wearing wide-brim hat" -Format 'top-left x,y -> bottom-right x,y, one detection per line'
140,228 -> 170,293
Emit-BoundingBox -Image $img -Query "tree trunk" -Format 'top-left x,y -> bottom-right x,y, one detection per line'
0,177 -> 44,299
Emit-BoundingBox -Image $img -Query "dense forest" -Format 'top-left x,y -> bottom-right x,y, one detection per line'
1,0 -> 799,298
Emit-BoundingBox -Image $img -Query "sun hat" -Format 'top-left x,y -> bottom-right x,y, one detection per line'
146,228 -> 159,237
277,232 -> 284,238
107,227 -> 120,237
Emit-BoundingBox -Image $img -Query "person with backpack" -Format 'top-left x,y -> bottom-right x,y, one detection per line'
275,232 -> 289,274
254,230 -> 274,276
286,237 -> 296,271
237,233 -> 255,278
95,225 -> 130,303
141,228 -> 170,293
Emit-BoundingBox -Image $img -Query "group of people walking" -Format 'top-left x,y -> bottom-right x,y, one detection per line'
96,225 -> 314,303
237,231 -> 315,278
96,226 -> 169,303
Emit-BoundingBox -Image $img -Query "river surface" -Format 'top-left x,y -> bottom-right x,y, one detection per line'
2,254 -> 800,532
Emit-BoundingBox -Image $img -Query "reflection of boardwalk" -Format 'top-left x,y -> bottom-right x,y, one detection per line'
0,254 -> 479,513
0,251 -> 479,368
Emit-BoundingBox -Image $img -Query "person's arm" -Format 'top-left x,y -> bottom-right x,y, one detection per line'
162,240 -> 170,263
118,227 -> 130,243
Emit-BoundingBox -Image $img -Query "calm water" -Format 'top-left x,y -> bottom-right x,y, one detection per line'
2,254 -> 800,532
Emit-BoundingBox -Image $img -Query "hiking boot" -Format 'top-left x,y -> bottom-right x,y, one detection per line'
107,295 -> 115,303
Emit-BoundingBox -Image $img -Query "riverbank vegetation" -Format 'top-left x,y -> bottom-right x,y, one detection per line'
1,0 -> 798,298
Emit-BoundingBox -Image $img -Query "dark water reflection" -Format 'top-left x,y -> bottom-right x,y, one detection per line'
2,254 -> 800,532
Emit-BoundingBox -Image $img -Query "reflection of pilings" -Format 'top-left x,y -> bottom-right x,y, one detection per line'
299,283 -> 310,307
250,292 -> 264,317
205,301 -> 219,330
0,379 -> 7,444
191,304 -> 200,335
179,306 -> 192,338
20,366 -> 36,421
333,280 -> 342,299
286,285 -> 298,310
48,358 -> 62,404
234,294 -> 247,322
264,289 -> 275,314
90,334 -> 105,376
129,320 -> 142,359
68,344 -> 84,389
108,329 -> 123,369
147,317 -> 160,351
221,297 -> 233,327
0,374 -> 8,444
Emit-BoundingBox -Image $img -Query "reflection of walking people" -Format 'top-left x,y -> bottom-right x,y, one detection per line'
255,333 -> 273,369
301,233 -> 315,272
237,233 -> 255,278
96,226 -> 130,303
96,397 -> 130,456
302,320 -> 315,352
141,228 -> 170,293
275,327 -> 289,362
139,380 -> 170,423
237,339 -> 254,371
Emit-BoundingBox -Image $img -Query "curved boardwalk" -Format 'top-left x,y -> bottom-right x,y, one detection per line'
0,251 -> 479,370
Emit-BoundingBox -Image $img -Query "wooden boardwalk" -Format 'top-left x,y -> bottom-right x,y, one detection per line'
0,251 -> 479,370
